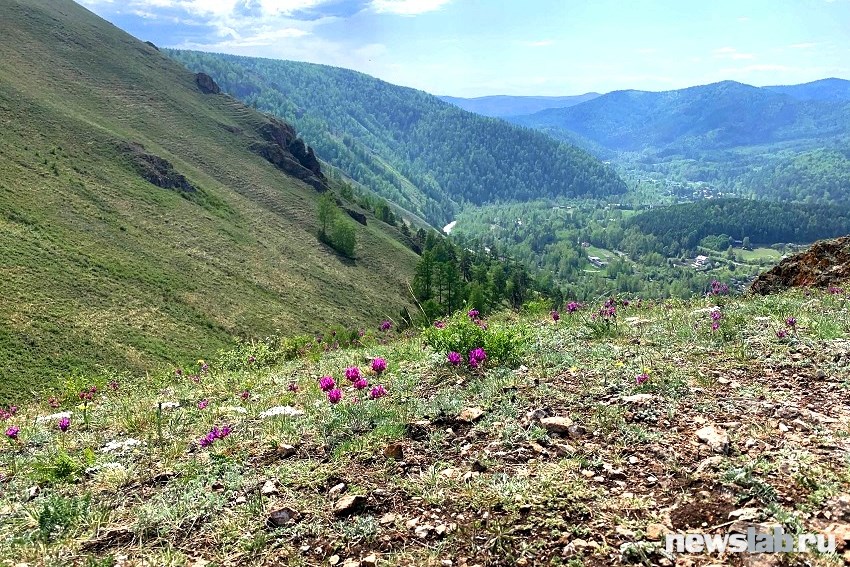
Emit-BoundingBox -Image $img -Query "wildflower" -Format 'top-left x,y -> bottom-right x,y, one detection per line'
566,301 -> 580,313
711,322 -> 720,332
709,280 -> 730,296
635,373 -> 649,385
622,300 -> 630,307
785,317 -> 797,329
48,397 -> 60,409
710,310 -> 722,322
353,378 -> 369,390
467,309 -> 479,320
447,351 -> 462,366
287,383 -> 298,392
79,390 -> 93,402
248,355 -> 256,364
434,320 -> 446,329
198,425 -> 232,449
5,426 -> 20,441
469,347 -> 487,364
200,363 -> 209,374
197,399 -> 209,410
369,385 -> 388,399
475,319 -> 488,329
58,417 -> 70,432
175,368 -> 183,377
344,367 -> 361,382
327,389 -> 343,404
829,286 -> 844,294
319,376 -> 335,392
379,320 -> 392,332
190,374 -> 201,384
776,329 -> 788,339
371,357 -> 387,374
551,310 -> 560,321
241,389 -> 251,400
108,380 -> 119,391
468,357 -> 479,369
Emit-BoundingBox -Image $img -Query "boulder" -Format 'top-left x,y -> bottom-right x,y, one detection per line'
751,236 -> 850,295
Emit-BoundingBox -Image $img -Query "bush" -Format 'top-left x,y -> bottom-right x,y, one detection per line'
422,310 -> 530,367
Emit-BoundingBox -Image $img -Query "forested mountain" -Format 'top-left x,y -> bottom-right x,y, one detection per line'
765,78 -> 850,102
0,0 -> 422,400
438,93 -> 600,117
510,81 -> 850,152
166,51 -> 626,225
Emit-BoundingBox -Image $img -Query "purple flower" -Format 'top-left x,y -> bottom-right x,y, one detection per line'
469,347 -> 487,363
379,320 -> 392,332
371,357 -> 387,374
829,286 -> 844,295
197,399 -> 209,410
248,355 -> 256,364
175,368 -> 183,377
710,310 -> 722,322
353,378 -> 369,390
709,280 -> 730,296
434,320 -> 446,329
58,417 -> 70,432
240,389 -> 251,400
199,425 -> 232,448
287,382 -> 299,392
467,309 -> 479,320
551,310 -> 560,322
711,322 -> 720,332
776,329 -> 788,339
635,373 -> 649,386
327,389 -> 343,404
475,319 -> 488,329
785,317 -> 797,329
48,397 -> 60,409
369,385 -> 387,399
567,301 -> 580,313
447,351 -> 462,366
319,376 -> 336,392
344,367 -> 361,382
5,426 -> 20,441
108,380 -> 119,392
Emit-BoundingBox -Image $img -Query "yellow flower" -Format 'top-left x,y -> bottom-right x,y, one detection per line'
642,367 -> 651,375
76,403 -> 86,411
197,359 -> 205,365
616,361 -> 625,367
569,366 -> 578,373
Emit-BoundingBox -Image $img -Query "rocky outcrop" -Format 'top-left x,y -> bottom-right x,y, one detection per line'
120,142 -> 195,193
144,41 -> 159,51
750,236 -> 850,294
195,73 -> 220,95
345,208 -> 367,226
251,117 -> 327,191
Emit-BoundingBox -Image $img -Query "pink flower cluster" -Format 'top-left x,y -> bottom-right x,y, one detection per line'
321,364 -> 390,405
0,406 -> 18,421
199,425 -> 232,448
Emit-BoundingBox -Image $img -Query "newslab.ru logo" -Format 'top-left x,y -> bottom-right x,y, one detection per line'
666,526 -> 836,554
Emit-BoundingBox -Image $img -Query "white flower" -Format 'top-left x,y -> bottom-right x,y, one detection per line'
36,411 -> 72,423
101,438 -> 144,454
259,406 -> 305,419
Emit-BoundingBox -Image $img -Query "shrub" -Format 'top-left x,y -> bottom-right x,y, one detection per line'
422,310 -> 530,366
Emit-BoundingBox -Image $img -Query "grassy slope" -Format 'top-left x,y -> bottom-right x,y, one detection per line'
1,291 -> 849,565
0,0 -> 419,402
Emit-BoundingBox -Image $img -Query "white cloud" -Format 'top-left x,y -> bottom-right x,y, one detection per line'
370,0 -> 452,15
789,42 -> 817,49
713,46 -> 754,60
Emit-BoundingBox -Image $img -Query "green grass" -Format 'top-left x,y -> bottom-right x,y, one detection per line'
0,0 -> 420,403
738,247 -> 782,261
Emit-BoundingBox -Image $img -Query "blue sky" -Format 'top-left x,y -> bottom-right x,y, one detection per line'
78,0 -> 850,96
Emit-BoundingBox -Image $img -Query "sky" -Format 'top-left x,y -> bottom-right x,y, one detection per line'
78,0 -> 850,97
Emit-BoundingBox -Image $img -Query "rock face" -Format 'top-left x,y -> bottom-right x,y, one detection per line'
345,208 -> 367,226
251,117 -> 328,192
195,72 -> 220,94
120,142 -> 195,193
751,236 -> 850,295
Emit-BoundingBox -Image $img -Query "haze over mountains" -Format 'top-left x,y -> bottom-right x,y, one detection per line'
437,93 -> 601,118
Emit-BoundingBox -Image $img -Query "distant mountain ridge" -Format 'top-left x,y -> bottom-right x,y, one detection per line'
167,50 -> 626,225
509,80 -> 850,152
438,93 -> 600,117
764,77 -> 850,102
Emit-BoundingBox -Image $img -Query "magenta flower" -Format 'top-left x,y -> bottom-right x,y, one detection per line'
710,310 -> 722,322
785,317 -> 797,329
711,322 -> 720,332
248,355 -> 256,364
379,320 -> 392,332
433,320 -> 446,329
319,376 -> 336,392
175,368 -> 183,377
287,382 -> 299,392
197,399 -> 209,410
467,309 -> 479,320
829,286 -> 844,294
635,373 -> 649,386
327,389 -> 343,404
468,357 -> 480,369
5,426 -> 20,441
551,310 -> 560,321
198,425 -> 232,448
108,380 -> 119,392
344,367 -> 361,382
353,378 -> 369,390
469,347 -> 487,364
48,397 -> 60,409
369,385 -> 388,399
447,351 -> 462,366
371,357 -> 387,374
58,417 -> 70,432
567,301 -> 580,313
776,329 -> 788,339
240,389 -> 251,400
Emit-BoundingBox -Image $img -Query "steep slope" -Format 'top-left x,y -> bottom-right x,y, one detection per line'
510,81 -> 850,152
166,51 -> 626,225
438,93 -> 600,117
765,77 -> 850,102
0,0 -> 420,401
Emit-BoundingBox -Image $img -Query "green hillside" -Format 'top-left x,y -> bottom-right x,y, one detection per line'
438,92 -> 601,117
166,50 -> 627,225
0,0 -> 421,402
